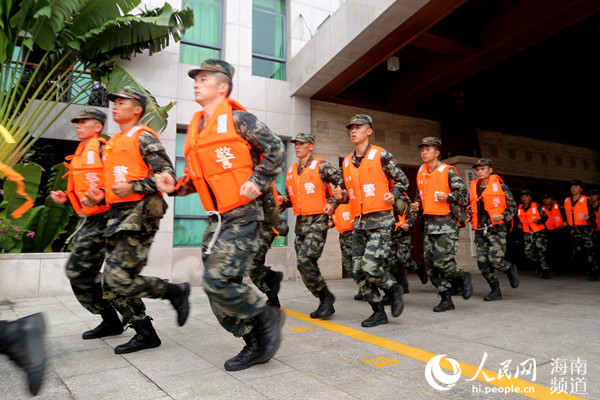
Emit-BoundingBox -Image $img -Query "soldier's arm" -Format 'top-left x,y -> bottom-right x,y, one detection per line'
446,167 -> 468,207
587,199 -> 596,229
537,206 -> 548,224
233,111 -> 284,193
380,149 -> 409,199
502,183 -> 517,221
134,131 -> 176,194
320,161 -> 347,208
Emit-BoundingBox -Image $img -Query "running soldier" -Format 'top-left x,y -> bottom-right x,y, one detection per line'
517,189 -> 549,278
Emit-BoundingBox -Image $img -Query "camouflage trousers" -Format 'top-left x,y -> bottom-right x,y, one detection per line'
523,230 -> 548,271
568,225 -> 597,273
389,229 -> 421,274
65,213 -> 112,315
474,224 -> 510,284
594,231 -> 600,267
339,230 -> 353,277
103,231 -> 168,324
294,225 -> 328,297
248,223 -> 277,294
352,227 -> 396,303
424,231 -> 465,292
202,219 -> 264,338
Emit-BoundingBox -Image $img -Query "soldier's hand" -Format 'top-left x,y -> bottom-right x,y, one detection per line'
492,214 -> 503,223
401,223 -> 409,231
240,181 -> 260,200
83,188 -> 104,207
276,195 -> 285,206
155,173 -> 176,194
411,201 -> 421,212
50,190 -> 67,204
323,203 -> 334,216
112,182 -> 133,198
383,192 -> 395,205
332,185 -> 343,201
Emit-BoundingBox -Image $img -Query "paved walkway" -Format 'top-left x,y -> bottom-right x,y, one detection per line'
1,272 -> 598,400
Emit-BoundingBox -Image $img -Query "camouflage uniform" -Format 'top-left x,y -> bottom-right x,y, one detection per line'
387,194 -> 423,282
102,131 -> 175,324
472,180 -> 517,284
248,222 -> 278,294
416,162 -> 468,293
281,155 -> 344,297
350,145 -> 409,303
65,213 -> 111,314
519,203 -> 549,273
565,196 -> 597,277
175,110 -> 284,337
339,230 -> 353,278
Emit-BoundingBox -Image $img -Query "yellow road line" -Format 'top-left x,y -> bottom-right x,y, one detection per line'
282,307 -> 588,400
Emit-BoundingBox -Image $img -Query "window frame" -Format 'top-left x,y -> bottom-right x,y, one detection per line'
252,0 -> 287,80
179,0 -> 224,63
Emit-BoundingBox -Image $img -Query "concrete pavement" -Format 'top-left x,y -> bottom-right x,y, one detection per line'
1,272 -> 598,400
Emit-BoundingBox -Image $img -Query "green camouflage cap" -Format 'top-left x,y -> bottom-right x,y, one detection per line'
346,114 -> 373,129
521,189 -> 532,196
188,59 -> 235,80
70,108 -> 106,124
107,86 -> 148,108
290,132 -> 315,144
417,136 -> 442,148
473,158 -> 492,168
570,179 -> 583,187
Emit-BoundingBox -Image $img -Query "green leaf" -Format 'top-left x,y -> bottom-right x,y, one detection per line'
0,163 -> 42,220
107,65 -> 175,133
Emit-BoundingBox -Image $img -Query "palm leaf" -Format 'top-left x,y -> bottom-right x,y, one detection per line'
106,65 -> 175,133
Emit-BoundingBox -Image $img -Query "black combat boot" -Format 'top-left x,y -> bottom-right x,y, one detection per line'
388,283 -> 404,317
483,282 -> 502,301
224,328 -> 261,371
450,277 -> 463,295
433,291 -> 455,312
164,282 -> 191,326
265,269 -> 283,308
114,316 -> 161,354
505,263 -> 520,288
361,302 -> 388,327
310,287 -> 335,319
0,313 -> 46,396
462,272 -> 473,299
416,265 -> 429,285
354,290 -> 364,301
83,307 -> 124,339
396,269 -> 409,294
250,306 -> 285,368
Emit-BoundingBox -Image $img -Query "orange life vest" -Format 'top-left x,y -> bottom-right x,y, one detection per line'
183,98 -> 255,213
468,174 -> 507,230
103,125 -> 159,205
342,145 -> 392,217
564,195 -> 591,227
416,163 -> 455,215
517,202 -> 545,233
542,203 -> 564,230
64,137 -> 110,216
332,202 -> 354,233
285,158 -> 328,216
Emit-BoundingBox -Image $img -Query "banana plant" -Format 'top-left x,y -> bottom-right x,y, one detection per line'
0,0 -> 194,213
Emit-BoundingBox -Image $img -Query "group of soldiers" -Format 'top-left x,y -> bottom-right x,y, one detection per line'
515,182 -> 599,281
2,57 -> 599,395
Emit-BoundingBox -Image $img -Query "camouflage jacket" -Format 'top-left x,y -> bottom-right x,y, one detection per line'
350,144 -> 409,230
105,130 -> 176,237
281,154 -> 347,235
173,109 -> 285,225
415,161 -> 468,234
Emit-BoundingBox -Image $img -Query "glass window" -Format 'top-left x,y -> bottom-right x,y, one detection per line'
173,133 -> 288,247
180,0 -> 223,65
252,0 -> 286,80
